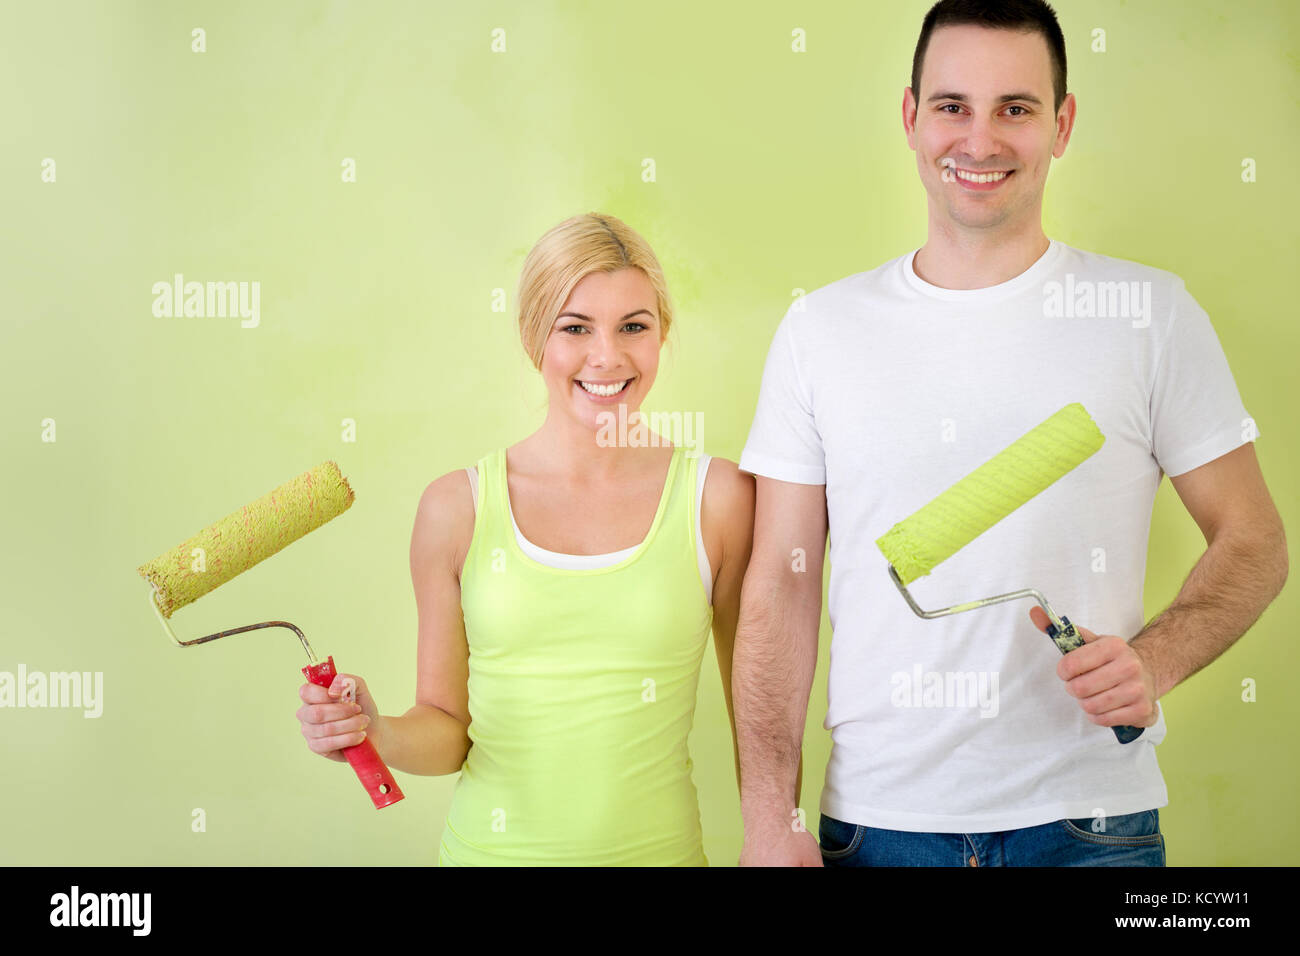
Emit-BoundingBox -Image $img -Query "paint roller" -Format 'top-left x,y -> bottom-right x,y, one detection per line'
137,460 -> 405,807
876,403 -> 1145,744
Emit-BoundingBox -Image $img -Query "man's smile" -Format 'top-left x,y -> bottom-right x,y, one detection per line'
944,160 -> 1015,190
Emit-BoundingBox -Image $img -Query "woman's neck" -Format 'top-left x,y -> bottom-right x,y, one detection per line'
515,408 -> 671,481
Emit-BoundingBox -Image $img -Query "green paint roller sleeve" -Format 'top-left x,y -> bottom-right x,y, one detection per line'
137,461 -> 355,618
876,403 -> 1105,585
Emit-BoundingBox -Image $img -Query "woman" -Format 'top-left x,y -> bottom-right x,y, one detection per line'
296,212 -> 754,865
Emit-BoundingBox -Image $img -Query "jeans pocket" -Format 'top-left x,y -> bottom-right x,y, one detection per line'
818,815 -> 865,860
1061,809 -> 1162,846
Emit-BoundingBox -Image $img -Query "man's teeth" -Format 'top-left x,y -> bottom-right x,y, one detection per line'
955,169 -> 1009,183
578,380 -> 629,397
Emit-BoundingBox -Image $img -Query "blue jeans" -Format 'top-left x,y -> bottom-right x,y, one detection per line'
819,809 -> 1165,866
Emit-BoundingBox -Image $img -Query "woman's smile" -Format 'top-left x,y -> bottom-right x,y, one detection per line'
574,376 -> 636,402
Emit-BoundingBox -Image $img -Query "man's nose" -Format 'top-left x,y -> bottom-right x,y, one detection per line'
958,114 -> 1003,163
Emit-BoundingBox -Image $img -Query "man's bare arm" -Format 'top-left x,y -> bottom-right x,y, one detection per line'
1036,442 -> 1287,729
1131,443 -> 1288,698
734,476 -> 827,865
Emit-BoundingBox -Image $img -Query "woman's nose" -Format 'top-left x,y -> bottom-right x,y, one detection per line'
587,328 -> 622,367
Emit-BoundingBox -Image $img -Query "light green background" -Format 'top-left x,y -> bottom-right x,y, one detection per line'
1,0 -> 1295,865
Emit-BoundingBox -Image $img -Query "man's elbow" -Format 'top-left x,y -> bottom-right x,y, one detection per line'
1222,503 -> 1289,597
741,554 -> 822,615
1250,512 -> 1289,598
1271,523 -> 1289,595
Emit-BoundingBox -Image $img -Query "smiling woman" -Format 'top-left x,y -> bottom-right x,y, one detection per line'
516,213 -> 674,371
540,268 -> 665,441
294,212 -> 756,866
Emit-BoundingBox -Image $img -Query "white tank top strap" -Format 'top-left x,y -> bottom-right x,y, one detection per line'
464,466 -> 479,515
695,454 -> 713,604
464,455 -> 714,604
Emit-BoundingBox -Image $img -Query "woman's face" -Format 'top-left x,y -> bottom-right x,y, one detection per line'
539,267 -> 663,435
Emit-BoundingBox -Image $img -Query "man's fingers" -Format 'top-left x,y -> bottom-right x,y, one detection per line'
1083,697 -> 1160,728
1068,661 -> 1143,709
1060,639 -> 1133,686
1029,606 -> 1100,642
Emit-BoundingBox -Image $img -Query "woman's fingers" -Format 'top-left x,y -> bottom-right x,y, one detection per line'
301,714 -> 370,750
302,721 -> 369,746
298,706 -> 367,735
299,682 -> 334,704
297,682 -> 370,761
328,673 -> 366,701
296,699 -> 363,724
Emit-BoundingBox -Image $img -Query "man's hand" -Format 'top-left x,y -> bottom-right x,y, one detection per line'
739,811 -> 824,867
1028,606 -> 1160,729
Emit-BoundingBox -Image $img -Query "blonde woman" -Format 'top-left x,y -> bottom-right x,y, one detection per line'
296,213 -> 754,865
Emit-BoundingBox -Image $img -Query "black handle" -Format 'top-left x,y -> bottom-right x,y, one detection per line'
1046,616 -> 1145,745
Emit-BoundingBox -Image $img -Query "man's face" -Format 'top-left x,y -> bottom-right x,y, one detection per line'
905,25 -> 1074,234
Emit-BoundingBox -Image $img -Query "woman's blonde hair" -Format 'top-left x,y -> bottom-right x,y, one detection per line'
517,213 -> 674,370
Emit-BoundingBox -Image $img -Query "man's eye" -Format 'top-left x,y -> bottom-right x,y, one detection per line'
940,104 -> 963,114
1006,105 -> 1028,116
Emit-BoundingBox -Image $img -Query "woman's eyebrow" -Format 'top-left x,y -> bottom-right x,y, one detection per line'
557,309 -> 656,321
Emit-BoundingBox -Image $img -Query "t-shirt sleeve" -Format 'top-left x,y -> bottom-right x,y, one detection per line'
1149,279 -> 1255,477
739,311 -> 826,484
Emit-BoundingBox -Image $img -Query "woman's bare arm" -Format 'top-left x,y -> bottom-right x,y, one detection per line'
370,469 -> 475,776
701,458 -> 755,795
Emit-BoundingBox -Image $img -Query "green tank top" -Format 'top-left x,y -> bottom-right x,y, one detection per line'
439,445 -> 714,866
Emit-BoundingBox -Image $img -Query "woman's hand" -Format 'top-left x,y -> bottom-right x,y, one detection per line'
296,672 -> 379,762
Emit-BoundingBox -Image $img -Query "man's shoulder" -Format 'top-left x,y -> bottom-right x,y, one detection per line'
784,252 -> 911,324
1052,241 -> 1187,290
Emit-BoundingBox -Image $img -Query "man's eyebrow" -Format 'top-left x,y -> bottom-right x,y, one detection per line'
556,309 -> 656,321
926,91 -> 1045,106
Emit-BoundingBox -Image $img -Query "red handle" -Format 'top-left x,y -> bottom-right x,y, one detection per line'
303,656 -> 405,809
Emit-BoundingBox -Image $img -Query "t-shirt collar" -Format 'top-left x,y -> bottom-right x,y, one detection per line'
902,239 -> 1064,303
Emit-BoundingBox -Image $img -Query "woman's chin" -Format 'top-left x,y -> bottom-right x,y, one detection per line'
569,401 -> 644,440
582,401 -> 638,423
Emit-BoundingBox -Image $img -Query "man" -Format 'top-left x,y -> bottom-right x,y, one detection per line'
732,0 -> 1287,867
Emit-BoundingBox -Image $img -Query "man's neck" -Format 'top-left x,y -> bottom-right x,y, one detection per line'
912,224 -> 1051,291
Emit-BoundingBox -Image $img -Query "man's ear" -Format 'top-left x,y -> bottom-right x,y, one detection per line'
903,86 -> 919,149
1053,92 -> 1077,158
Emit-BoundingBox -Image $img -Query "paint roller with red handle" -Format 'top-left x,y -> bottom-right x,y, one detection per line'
302,657 -> 402,808
137,460 -> 405,809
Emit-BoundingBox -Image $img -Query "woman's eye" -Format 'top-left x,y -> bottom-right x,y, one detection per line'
558,322 -> 648,334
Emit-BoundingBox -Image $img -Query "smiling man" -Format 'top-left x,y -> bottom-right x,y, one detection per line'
732,0 -> 1287,867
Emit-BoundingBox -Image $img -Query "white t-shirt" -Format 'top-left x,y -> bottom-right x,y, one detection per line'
739,239 -> 1254,832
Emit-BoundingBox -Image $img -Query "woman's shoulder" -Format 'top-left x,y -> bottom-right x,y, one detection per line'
412,464 -> 482,573
419,463 -> 480,509
698,456 -> 755,523
699,455 -> 752,489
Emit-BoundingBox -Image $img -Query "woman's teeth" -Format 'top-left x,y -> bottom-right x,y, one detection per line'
578,380 -> 630,397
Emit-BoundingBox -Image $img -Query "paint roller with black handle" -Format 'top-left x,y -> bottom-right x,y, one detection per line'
876,404 -> 1146,744
137,461 -> 405,808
